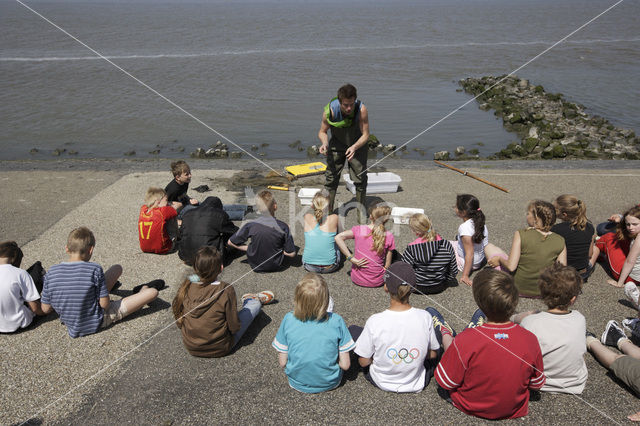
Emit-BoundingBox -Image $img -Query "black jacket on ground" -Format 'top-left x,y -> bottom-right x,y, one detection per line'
178,197 -> 239,265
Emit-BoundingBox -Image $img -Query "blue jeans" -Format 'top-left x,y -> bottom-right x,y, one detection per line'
178,203 -> 249,220
233,298 -> 261,346
303,247 -> 342,274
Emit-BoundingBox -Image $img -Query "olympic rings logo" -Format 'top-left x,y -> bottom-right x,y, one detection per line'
386,347 -> 420,364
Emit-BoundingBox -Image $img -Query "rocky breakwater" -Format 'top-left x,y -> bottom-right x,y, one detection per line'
455,75 -> 639,160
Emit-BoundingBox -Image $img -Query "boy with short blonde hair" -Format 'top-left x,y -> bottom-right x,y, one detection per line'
41,227 -> 162,338
228,190 -> 296,272
138,187 -> 178,254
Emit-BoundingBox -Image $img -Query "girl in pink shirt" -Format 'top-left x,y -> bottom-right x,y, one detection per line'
336,204 -> 395,287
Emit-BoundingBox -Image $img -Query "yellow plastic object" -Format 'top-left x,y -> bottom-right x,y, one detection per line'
267,185 -> 289,191
285,162 -> 327,178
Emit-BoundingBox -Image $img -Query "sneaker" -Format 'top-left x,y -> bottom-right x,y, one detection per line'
601,320 -> 627,347
467,309 -> 487,329
623,318 -> 640,335
110,280 -> 122,292
625,282 -> 640,310
132,279 -> 165,294
426,307 -> 456,343
241,290 -> 275,305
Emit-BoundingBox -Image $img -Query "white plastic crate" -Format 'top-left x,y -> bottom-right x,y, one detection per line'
298,188 -> 322,205
343,172 -> 402,195
391,207 -> 424,224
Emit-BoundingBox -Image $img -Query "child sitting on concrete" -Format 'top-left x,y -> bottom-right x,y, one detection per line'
272,273 -> 354,393
0,241 -> 46,332
429,268 -> 545,419
588,321 -> 640,421
138,187 -> 178,254
165,160 -> 199,218
352,262 -> 440,392
228,190 -> 296,272
41,227 -> 162,338
172,246 -> 274,357
401,213 -> 457,294
513,262 -> 587,394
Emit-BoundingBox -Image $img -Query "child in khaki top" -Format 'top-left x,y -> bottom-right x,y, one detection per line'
172,246 -> 274,357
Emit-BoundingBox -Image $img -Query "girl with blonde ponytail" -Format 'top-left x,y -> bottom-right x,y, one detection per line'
336,204 -> 396,287
402,214 -> 458,294
551,194 -> 596,281
302,191 -> 341,273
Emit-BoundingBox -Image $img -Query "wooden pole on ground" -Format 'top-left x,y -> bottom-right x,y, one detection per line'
433,160 -> 509,193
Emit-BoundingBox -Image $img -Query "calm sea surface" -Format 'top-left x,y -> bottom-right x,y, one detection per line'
1,0 -> 638,161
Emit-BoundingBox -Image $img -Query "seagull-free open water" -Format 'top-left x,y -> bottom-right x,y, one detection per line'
1,0 -> 638,161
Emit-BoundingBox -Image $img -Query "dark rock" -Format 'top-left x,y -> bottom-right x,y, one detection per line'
52,148 -> 66,156
192,185 -> 210,193
549,130 -> 565,140
230,152 -> 243,158
250,145 -> 259,151
30,148 -> 39,154
307,145 -> 319,156
455,146 -> 465,156
68,150 -> 78,155
124,150 -> 136,156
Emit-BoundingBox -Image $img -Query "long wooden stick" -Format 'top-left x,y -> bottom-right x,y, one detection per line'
434,160 -> 509,193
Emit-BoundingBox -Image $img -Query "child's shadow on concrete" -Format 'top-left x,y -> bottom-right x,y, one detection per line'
233,310 -> 273,352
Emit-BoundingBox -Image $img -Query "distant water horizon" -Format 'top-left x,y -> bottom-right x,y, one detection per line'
1,0 -> 638,161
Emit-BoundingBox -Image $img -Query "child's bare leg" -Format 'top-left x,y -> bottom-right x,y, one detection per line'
105,265 -> 123,291
619,339 -> 640,360
442,333 -> 454,352
587,338 -> 624,369
121,286 -> 158,314
628,411 -> 640,422
589,245 -> 600,268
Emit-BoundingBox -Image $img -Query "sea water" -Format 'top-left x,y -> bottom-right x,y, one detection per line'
0,0 -> 638,161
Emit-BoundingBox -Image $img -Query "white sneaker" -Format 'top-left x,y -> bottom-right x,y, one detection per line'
625,282 -> 640,310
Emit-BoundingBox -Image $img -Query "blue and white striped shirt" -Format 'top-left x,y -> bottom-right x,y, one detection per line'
41,261 -> 108,338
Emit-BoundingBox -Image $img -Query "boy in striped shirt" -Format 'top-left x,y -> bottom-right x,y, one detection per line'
41,227 -> 160,338
432,269 -> 545,419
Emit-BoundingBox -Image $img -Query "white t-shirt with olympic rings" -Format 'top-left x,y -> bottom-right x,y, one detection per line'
355,307 -> 440,392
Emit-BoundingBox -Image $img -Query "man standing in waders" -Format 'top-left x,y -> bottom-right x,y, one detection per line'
318,84 -> 370,223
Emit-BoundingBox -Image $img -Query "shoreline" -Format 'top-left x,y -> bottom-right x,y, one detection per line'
3,157 -> 640,172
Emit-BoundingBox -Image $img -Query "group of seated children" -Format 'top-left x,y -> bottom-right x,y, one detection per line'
2,227 -> 163,337
6,157 -> 640,421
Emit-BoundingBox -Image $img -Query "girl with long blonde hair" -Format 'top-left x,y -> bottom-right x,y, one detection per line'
302,191 -> 341,273
551,194 -> 595,281
335,204 -> 395,287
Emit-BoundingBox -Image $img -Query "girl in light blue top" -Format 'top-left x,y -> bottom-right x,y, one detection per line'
302,191 -> 341,273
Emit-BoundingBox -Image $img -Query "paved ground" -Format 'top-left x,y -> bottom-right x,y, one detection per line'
2,160 -> 640,425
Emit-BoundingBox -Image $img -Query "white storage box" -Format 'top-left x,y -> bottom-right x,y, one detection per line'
298,188 -> 322,205
391,207 -> 424,224
343,172 -> 402,195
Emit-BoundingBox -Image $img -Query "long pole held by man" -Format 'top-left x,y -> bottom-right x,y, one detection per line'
318,84 -> 370,223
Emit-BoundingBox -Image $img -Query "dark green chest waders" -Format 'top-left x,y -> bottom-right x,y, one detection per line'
324,117 -> 368,223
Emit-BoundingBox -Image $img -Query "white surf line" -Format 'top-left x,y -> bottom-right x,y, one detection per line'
15,0 -> 282,177
353,249 -> 619,423
2,37 -> 640,62
22,248 -> 284,425
362,0 -> 627,176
